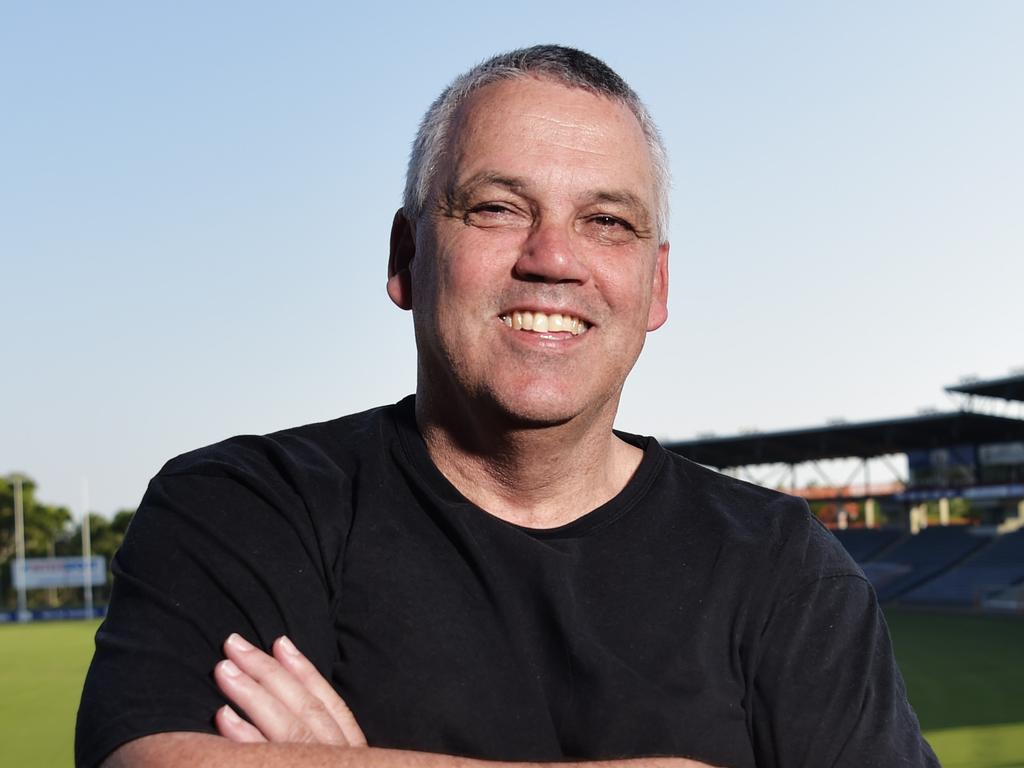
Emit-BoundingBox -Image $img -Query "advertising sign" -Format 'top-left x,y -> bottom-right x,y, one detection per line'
978,442 -> 1024,467
11,556 -> 106,589
906,444 -> 976,470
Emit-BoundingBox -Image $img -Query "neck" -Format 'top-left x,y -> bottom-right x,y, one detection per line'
414,392 -> 643,529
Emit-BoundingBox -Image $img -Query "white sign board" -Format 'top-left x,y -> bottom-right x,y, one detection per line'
11,556 -> 106,589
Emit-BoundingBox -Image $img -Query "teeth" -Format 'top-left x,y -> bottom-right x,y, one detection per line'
500,311 -> 588,336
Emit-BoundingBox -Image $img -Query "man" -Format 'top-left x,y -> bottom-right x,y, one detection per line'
77,46 -> 939,767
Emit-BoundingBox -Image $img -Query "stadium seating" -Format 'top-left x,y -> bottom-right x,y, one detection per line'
860,526 -> 989,601
901,529 -> 1024,606
832,528 -> 904,562
983,581 -> 1024,611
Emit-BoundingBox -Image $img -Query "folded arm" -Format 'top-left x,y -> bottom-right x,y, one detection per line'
102,635 -> 717,768
106,735 -> 713,768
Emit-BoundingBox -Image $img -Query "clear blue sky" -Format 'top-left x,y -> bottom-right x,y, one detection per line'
3,2 -> 1022,517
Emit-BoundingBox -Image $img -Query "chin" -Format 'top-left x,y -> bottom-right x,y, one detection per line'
486,386 -> 612,430
497,406 -> 576,430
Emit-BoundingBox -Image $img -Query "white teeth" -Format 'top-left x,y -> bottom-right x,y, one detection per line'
501,311 -> 588,336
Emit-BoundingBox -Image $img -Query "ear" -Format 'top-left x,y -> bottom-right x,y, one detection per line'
646,242 -> 669,331
387,209 -> 416,310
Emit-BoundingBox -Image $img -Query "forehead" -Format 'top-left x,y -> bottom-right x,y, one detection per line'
442,77 -> 656,202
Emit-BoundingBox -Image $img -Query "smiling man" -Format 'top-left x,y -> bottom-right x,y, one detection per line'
77,46 -> 938,768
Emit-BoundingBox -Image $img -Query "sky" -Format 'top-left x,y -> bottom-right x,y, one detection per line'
2,1 -> 1022,518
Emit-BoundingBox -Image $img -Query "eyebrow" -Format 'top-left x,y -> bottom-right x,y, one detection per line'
588,190 -> 651,219
444,172 -> 526,211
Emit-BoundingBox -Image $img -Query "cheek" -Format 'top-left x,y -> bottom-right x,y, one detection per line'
439,248 -> 507,308
590,260 -> 654,317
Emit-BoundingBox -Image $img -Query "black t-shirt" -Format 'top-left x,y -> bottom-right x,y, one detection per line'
76,397 -> 939,767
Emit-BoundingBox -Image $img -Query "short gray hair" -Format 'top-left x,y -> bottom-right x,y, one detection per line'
403,45 -> 670,243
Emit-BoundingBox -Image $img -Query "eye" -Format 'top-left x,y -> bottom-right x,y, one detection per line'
580,214 -> 638,244
475,203 -> 511,215
463,202 -> 529,228
591,215 -> 631,229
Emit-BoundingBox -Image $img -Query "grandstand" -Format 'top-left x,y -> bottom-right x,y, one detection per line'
666,369 -> 1024,610
986,581 -> 1024,611
862,526 -> 989,601
832,528 -> 903,561
901,529 -> 1024,607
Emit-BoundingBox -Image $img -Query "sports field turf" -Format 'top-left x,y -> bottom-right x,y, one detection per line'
2,611 -> 1023,766
887,609 -> 1024,768
0,619 -> 99,767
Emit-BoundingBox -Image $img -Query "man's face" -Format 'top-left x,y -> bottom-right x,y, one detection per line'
393,77 -> 669,429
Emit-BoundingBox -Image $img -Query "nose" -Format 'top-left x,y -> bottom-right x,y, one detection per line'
513,220 -> 591,284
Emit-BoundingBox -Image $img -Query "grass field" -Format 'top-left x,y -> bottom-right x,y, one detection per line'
2,611 -> 1023,766
0,619 -> 99,767
887,609 -> 1024,768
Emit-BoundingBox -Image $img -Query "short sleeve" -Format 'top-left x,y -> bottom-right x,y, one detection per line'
75,462 -> 344,768
749,573 -> 940,767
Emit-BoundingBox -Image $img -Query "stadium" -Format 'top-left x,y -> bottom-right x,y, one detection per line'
668,369 -> 1024,612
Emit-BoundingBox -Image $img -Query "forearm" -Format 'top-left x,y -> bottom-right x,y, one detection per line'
106,733 -> 714,768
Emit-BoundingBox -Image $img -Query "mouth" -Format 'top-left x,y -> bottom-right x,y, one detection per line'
498,310 -> 589,336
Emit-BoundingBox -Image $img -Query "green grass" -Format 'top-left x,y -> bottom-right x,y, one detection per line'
0,619 -> 100,767
3,612 -> 1024,767
887,609 -> 1024,767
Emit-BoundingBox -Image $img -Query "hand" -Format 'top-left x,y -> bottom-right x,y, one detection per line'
213,633 -> 367,747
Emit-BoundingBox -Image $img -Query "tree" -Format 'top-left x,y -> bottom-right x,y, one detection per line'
2,473 -> 133,608
0,473 -> 73,560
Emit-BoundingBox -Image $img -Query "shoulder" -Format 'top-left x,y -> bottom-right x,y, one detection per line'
653,446 -> 860,582
156,400 -> 403,489
128,400 -> 409,552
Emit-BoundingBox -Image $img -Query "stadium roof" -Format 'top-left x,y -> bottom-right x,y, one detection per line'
945,372 -> 1024,402
665,412 -> 1024,469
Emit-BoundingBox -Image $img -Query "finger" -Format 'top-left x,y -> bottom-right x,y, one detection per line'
215,704 -> 267,743
221,635 -> 347,744
274,635 -> 367,747
214,659 -> 315,743
218,637 -> 348,745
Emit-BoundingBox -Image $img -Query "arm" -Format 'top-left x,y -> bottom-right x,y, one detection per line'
106,736 -> 712,768
102,634 -> 719,768
749,574 -> 939,767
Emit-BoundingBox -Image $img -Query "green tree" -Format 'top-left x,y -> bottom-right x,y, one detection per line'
2,473 -> 74,608
0,473 -> 73,560
63,509 -> 134,558
61,508 -> 135,603
2,473 -> 133,609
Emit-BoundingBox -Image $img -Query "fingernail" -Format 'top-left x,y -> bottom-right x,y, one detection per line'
221,705 -> 243,724
220,659 -> 242,677
227,633 -> 255,652
277,635 -> 300,656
